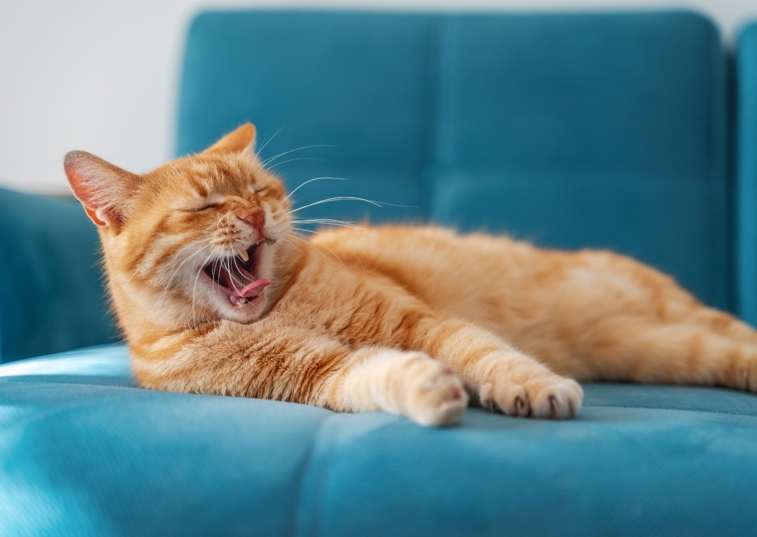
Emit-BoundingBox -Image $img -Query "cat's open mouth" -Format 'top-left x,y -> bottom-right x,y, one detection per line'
202,238 -> 274,306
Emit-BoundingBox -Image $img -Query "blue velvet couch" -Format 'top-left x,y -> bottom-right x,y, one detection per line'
3,10 -> 757,536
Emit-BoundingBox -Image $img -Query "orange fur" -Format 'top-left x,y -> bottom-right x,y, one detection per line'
64,124 -> 757,426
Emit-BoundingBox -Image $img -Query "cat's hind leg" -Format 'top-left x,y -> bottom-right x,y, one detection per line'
690,307 -> 757,348
575,315 -> 757,392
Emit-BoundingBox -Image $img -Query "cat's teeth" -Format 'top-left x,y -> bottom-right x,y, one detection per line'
240,249 -> 249,262
237,297 -> 247,305
264,238 -> 275,247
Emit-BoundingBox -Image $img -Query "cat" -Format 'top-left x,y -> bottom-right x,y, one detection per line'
64,123 -> 757,426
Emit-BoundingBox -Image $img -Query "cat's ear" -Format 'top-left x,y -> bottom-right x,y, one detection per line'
203,123 -> 257,156
64,151 -> 141,229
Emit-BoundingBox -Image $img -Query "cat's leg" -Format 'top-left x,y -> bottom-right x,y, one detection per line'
409,318 -> 584,419
689,307 -> 757,347
574,316 -> 757,391
331,348 -> 468,426
134,321 -> 468,427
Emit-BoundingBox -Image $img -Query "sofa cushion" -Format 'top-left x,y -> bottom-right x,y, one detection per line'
3,345 -> 757,536
177,10 -> 729,310
0,188 -> 117,363
178,10 -> 432,224
431,12 -> 728,310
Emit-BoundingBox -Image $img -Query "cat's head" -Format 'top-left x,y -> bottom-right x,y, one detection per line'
64,124 -> 293,326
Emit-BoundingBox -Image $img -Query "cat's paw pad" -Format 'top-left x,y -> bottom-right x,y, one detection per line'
406,358 -> 469,427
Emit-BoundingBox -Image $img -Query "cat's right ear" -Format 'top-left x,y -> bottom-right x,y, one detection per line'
203,123 -> 257,156
64,151 -> 141,229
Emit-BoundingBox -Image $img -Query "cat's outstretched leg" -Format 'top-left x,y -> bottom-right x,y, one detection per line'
331,349 -> 469,426
409,318 -> 584,419
574,315 -> 757,391
134,321 -> 468,427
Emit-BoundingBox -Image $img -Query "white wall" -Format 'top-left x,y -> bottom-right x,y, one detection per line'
2,0 -> 756,195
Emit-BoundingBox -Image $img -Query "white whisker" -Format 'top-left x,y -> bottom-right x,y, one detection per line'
155,244 -> 213,310
261,144 -> 331,167
266,157 -> 323,171
275,177 -> 348,210
291,219 -> 365,231
191,248 -> 217,326
285,231 -> 331,263
286,230 -> 348,269
288,196 -> 383,215
255,127 -> 284,160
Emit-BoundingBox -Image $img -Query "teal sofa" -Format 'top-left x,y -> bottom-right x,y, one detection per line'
3,10 -> 757,536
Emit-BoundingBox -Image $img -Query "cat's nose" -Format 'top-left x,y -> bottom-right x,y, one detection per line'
235,208 -> 265,236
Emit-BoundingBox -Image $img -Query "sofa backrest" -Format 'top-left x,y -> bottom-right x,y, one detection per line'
737,23 -> 757,326
178,10 -> 730,310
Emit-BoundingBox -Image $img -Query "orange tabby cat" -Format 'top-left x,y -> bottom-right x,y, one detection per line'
64,124 -> 757,426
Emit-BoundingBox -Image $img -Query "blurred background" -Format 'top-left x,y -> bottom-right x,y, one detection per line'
1,0 -> 756,196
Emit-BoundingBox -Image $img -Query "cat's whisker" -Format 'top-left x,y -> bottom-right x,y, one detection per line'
154,244 -> 213,310
220,255 -> 245,294
284,231 -> 331,263
228,256 -> 250,292
287,229 -> 348,269
287,196 -> 383,215
254,127 -> 283,160
260,144 -> 331,167
266,157 -> 324,172
217,209 -> 236,226
291,223 -> 367,270
291,219 -> 365,231
191,249 -> 218,326
274,177 -> 348,210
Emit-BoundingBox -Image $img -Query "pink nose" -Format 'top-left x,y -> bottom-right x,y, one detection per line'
235,208 -> 265,235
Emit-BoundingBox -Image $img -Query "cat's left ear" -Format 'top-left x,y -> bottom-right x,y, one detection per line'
203,123 -> 257,156
64,151 -> 141,229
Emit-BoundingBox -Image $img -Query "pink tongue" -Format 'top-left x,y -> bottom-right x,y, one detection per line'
233,279 -> 270,299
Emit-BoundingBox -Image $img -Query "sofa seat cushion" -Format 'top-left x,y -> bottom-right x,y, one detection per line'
2,345 -> 757,536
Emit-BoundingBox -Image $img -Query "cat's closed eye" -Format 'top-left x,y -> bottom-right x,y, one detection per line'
182,203 -> 219,213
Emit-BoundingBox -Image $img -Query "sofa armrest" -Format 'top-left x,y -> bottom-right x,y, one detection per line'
0,187 -> 118,363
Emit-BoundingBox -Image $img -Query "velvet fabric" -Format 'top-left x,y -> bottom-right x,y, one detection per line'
2,346 -> 757,536
0,188 -> 117,363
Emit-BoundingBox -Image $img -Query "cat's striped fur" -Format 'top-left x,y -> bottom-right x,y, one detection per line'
64,124 -> 757,426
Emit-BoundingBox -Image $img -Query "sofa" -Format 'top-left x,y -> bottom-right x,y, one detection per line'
2,10 -> 757,536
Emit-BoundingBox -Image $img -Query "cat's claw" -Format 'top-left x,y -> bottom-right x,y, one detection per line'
480,370 -> 583,420
525,378 -> 583,419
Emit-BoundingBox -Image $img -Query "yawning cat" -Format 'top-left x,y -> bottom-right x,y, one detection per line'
64,124 -> 757,426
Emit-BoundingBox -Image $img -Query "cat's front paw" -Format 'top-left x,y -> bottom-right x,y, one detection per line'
479,366 -> 583,420
404,354 -> 469,427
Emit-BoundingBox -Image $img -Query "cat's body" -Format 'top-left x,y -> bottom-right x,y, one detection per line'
65,124 -> 757,426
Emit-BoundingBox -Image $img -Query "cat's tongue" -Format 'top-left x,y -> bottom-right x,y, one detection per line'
232,279 -> 270,299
